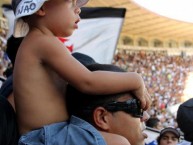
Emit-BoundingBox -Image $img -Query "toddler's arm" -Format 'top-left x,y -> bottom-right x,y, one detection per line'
39,37 -> 151,110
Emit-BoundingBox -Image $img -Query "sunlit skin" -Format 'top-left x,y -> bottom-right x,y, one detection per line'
159,132 -> 179,145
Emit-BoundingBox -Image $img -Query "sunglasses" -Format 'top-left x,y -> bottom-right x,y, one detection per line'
103,99 -> 143,118
84,98 -> 143,118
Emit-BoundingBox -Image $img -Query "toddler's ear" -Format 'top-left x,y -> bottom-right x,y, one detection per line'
36,7 -> 46,16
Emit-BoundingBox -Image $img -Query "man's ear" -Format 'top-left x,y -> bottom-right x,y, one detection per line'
93,107 -> 111,131
35,7 -> 46,16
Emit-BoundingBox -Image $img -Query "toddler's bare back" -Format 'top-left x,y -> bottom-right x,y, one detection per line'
13,34 -> 69,135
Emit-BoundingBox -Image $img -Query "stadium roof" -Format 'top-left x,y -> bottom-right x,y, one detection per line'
86,0 -> 193,41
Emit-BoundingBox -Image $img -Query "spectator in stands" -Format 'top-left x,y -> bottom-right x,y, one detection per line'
177,98 -> 193,144
157,127 -> 180,145
67,63 -> 149,145
146,117 -> 163,131
145,117 -> 163,145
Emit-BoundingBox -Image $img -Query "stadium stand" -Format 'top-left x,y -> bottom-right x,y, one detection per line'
113,48 -> 193,128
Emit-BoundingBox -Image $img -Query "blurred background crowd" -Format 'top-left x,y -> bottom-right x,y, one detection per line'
0,17 -> 10,86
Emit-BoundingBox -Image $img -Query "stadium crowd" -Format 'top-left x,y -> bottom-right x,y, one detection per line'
113,49 -> 193,128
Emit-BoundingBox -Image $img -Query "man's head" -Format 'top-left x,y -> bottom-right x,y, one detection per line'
11,0 -> 89,37
146,117 -> 162,131
157,127 -> 180,145
72,52 -> 96,66
67,63 -> 149,145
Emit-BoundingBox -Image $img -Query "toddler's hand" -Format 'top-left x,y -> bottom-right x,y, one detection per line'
132,76 -> 152,110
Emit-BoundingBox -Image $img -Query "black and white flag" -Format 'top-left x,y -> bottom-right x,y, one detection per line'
68,7 -> 126,64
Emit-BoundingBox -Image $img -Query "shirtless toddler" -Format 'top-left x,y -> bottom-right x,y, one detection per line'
12,0 -> 151,144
